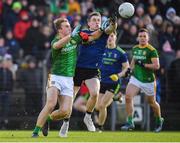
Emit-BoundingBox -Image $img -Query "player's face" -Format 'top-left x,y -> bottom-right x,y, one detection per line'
138,32 -> 149,46
88,15 -> 101,31
107,33 -> 116,47
59,21 -> 71,36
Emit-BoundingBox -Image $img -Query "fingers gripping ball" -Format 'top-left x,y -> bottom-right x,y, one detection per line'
109,13 -> 117,24
110,74 -> 119,81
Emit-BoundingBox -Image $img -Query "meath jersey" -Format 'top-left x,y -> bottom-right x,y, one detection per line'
100,46 -> 128,84
50,36 -> 77,77
132,44 -> 159,83
77,29 -> 108,69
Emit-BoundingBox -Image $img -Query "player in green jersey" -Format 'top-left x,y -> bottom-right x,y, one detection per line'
121,28 -> 164,132
32,17 -> 89,137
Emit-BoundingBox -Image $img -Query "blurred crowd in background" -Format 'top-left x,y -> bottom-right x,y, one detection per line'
0,0 -> 180,129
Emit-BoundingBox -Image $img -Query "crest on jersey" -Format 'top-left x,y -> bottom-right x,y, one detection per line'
143,51 -> 146,55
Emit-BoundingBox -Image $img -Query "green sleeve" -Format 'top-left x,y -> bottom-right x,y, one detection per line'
150,49 -> 159,58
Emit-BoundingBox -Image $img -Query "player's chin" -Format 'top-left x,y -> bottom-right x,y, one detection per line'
140,41 -> 146,45
95,26 -> 100,30
66,31 -> 71,35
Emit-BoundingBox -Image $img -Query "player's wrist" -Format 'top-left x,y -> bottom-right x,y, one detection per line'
117,73 -> 123,78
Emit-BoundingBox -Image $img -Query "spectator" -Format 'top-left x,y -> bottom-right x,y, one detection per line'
159,22 -> 176,69
23,19 -> 42,58
0,54 -> 14,129
18,56 -> 42,115
13,10 -> 31,41
36,6 -> 47,25
167,50 -> 180,102
166,7 -> 176,23
81,0 -> 95,17
3,1 -> 22,33
38,25 -> 52,61
13,10 -> 31,54
148,5 -> 158,19
5,30 -> 21,62
68,0 -> 81,16
0,37 -> 7,56
127,25 -> 138,44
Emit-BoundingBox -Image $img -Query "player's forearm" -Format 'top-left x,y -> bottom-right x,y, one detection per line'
118,68 -> 128,78
53,35 -> 71,49
130,59 -> 135,70
118,63 -> 130,78
144,63 -> 160,70
105,23 -> 117,34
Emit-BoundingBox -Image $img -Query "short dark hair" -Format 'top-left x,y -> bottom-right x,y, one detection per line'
87,12 -> 101,21
138,28 -> 149,34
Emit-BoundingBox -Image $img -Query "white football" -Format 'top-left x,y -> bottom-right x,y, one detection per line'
118,2 -> 135,18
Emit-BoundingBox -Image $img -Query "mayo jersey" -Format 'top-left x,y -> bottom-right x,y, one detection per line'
77,30 -> 109,69
132,44 -> 159,83
100,46 -> 128,84
50,36 -> 77,77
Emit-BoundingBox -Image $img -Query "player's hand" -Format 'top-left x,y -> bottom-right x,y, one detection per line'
100,19 -> 110,32
109,13 -> 117,24
109,74 -> 119,81
71,25 -> 81,37
71,25 -> 82,42
71,25 -> 89,43
124,68 -> 132,78
79,32 -> 89,42
135,60 -> 145,67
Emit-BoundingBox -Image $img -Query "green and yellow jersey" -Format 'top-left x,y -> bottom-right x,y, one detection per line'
132,44 -> 159,83
50,35 -> 78,77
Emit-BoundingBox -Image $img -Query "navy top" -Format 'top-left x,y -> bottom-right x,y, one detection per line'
100,46 -> 128,84
77,29 -> 109,69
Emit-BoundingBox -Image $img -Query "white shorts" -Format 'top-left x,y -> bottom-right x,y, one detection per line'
128,76 -> 156,96
47,74 -> 74,97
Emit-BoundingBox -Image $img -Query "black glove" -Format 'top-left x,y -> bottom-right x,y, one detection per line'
135,60 -> 145,67
124,68 -> 132,78
109,12 -> 117,24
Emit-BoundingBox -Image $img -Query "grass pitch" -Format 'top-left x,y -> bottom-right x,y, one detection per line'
0,130 -> 180,142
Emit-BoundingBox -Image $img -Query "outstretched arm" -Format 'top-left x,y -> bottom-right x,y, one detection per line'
88,16 -> 118,42
52,35 -> 71,49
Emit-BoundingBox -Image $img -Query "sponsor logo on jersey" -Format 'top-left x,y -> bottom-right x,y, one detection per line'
61,43 -> 76,53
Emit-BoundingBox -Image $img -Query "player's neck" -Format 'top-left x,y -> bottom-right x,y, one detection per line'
58,33 -> 67,38
108,43 -> 116,49
139,43 -> 149,48
89,28 -> 96,31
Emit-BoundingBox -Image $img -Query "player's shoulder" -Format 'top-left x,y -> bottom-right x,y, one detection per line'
132,44 -> 139,49
116,46 -> 126,54
81,29 -> 91,34
51,35 -> 59,46
146,44 -> 156,51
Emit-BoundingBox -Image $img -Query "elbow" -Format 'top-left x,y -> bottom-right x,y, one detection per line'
154,64 -> 160,70
53,43 -> 62,49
